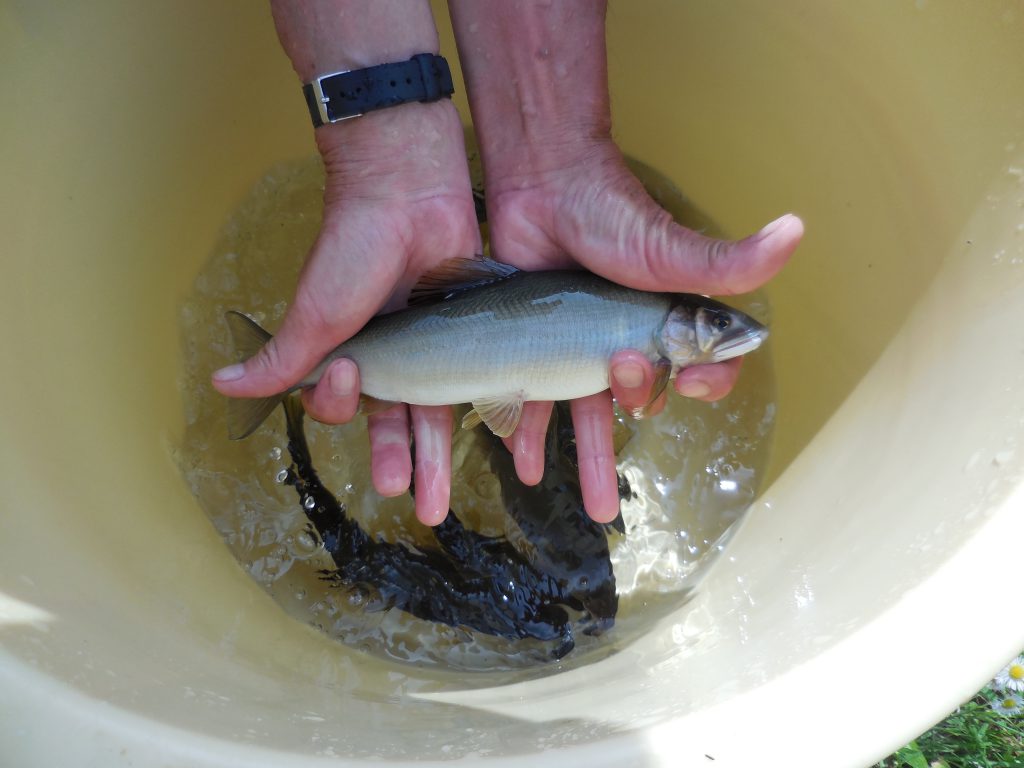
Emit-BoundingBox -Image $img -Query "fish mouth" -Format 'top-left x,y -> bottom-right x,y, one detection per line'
708,326 -> 769,363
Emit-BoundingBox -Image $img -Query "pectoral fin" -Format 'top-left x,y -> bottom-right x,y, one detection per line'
646,359 -> 672,408
461,393 -> 526,438
628,358 -> 672,420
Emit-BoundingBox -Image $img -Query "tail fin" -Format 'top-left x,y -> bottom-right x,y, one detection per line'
223,311 -> 285,440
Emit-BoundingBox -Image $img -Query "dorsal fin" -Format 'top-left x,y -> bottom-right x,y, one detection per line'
408,256 -> 519,306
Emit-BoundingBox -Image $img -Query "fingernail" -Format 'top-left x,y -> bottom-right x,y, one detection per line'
329,361 -> 356,398
416,461 -> 449,526
422,508 -> 448,527
756,213 -> 795,240
588,497 -> 620,525
613,361 -> 645,389
679,380 -> 711,399
212,363 -> 245,382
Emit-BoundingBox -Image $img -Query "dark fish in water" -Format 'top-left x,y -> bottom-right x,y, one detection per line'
486,402 -> 628,636
280,397 -> 622,655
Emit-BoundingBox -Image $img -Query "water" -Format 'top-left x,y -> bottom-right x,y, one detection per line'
177,148 -> 777,672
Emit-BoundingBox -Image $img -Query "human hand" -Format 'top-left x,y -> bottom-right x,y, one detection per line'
212,101 -> 482,526
484,142 -> 802,521
449,0 -> 804,522
213,0 -> 490,526
217,0 -> 802,530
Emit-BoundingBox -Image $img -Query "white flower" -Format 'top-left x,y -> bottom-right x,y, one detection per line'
993,655 -> 1024,693
990,693 -> 1024,716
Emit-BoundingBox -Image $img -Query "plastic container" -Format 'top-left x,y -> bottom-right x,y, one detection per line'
2,2 -> 1023,765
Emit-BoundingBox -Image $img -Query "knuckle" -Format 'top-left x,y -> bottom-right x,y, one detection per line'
307,392 -> 354,426
701,236 -> 737,292
251,339 -> 292,392
636,208 -> 679,280
293,283 -> 338,337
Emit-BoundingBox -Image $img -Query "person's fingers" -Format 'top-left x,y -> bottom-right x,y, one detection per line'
675,357 -> 743,402
300,358 -> 361,425
368,404 -> 413,498
609,349 -> 657,418
503,401 -> 554,486
570,391 -> 620,524
410,405 -> 452,526
211,221 -> 400,399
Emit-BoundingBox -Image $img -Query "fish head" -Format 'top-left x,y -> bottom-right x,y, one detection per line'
660,295 -> 768,366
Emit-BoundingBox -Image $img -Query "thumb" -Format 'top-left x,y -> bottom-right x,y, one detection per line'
570,172 -> 803,295
210,305 -> 347,400
636,211 -> 804,296
211,231 -> 398,399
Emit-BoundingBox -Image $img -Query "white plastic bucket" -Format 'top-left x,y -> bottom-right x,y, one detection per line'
2,2 -> 1023,766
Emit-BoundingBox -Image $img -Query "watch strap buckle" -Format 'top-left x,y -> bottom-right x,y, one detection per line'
302,54 -> 454,128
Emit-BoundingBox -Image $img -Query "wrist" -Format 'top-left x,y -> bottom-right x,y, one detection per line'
315,99 -> 470,204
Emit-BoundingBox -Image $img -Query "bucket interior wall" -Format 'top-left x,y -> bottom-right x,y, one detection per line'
2,1 -> 1023,766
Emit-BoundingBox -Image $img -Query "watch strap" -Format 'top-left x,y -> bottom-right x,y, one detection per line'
302,53 -> 455,127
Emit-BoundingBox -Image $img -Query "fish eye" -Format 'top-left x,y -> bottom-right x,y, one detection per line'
712,312 -> 732,331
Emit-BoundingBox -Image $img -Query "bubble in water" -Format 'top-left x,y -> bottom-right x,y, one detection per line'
275,469 -> 289,484
290,529 -> 320,557
344,483 -> 354,494
269,447 -> 282,460
251,551 -> 291,584
304,496 -> 316,510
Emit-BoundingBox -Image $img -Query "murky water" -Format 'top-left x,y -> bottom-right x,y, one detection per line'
177,148 -> 776,672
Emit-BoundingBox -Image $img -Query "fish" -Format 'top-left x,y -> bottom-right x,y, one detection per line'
280,395 -> 629,658
223,258 -> 768,440
485,402 -> 626,635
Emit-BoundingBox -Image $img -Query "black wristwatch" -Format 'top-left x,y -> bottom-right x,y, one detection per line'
302,53 -> 455,127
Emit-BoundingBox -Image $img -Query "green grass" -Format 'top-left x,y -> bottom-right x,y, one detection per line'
878,687 -> 1024,768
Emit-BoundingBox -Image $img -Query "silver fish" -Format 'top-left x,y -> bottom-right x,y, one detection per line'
223,258 -> 768,440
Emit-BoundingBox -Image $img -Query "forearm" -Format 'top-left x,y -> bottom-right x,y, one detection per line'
269,1 -> 468,203
447,0 -> 612,184
271,0 -> 440,79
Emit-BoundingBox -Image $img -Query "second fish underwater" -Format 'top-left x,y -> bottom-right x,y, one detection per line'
281,396 -> 629,659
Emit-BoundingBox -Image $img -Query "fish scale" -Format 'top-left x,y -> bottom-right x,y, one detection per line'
316,271 -> 671,406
